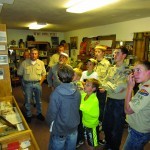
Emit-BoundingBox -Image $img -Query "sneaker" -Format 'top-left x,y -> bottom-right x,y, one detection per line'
37,113 -> 45,121
76,141 -> 84,148
99,139 -> 106,146
26,116 -> 32,123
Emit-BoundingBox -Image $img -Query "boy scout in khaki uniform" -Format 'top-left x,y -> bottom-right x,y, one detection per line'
124,60 -> 150,150
17,48 -> 46,123
101,47 -> 130,150
94,45 -> 110,145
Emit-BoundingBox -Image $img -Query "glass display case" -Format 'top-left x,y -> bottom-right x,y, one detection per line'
0,96 -> 40,150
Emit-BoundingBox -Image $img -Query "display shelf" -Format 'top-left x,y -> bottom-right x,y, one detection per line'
8,48 -> 28,68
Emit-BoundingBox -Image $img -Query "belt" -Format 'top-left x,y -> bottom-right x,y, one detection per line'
107,97 -> 124,101
24,80 -> 40,84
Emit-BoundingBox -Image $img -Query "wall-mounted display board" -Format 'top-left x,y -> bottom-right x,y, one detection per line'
0,24 -> 12,97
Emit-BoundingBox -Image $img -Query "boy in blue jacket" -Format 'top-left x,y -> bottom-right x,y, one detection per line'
46,64 -> 81,150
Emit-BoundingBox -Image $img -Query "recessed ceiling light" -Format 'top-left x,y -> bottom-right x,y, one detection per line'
29,22 -> 47,30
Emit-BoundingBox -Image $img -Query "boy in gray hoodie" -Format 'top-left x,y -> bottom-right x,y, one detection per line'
46,64 -> 81,150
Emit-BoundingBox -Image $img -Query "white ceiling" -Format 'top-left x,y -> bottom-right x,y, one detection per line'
0,0 -> 150,32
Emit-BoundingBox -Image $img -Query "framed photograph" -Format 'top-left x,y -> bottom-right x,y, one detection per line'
0,31 -> 7,42
0,45 -> 6,51
70,36 -> 78,49
0,55 -> 8,65
51,37 -> 59,48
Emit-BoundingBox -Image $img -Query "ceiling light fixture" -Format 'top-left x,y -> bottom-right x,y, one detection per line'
66,0 -> 119,13
29,22 -> 47,30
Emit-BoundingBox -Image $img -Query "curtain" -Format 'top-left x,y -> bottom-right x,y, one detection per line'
133,32 -> 150,61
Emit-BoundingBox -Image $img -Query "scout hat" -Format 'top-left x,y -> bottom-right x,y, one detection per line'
60,52 -> 68,58
95,45 -> 107,51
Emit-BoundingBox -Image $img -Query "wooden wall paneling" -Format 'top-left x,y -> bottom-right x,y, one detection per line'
133,32 -> 150,61
0,24 -> 6,31
133,39 -> 145,61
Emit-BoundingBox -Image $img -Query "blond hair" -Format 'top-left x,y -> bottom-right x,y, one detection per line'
73,68 -> 82,78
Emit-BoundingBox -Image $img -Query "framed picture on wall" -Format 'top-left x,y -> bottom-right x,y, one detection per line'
0,44 -> 6,51
70,36 -> 78,49
51,37 -> 59,48
0,55 -> 8,65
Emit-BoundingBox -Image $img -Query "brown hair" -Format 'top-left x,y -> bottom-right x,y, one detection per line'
134,60 -> 150,70
86,78 -> 100,92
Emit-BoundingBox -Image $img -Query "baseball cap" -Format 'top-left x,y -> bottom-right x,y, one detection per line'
95,45 -> 107,51
88,58 -> 97,65
60,52 -> 68,58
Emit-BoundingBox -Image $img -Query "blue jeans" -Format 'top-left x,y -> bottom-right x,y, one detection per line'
123,127 -> 150,150
22,80 -> 36,104
24,82 -> 42,117
49,131 -> 77,150
103,98 -> 125,150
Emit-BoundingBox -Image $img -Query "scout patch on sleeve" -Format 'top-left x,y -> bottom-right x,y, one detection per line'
138,89 -> 149,96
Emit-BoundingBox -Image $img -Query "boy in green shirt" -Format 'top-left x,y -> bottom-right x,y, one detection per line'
80,78 -> 100,149
73,68 -> 84,148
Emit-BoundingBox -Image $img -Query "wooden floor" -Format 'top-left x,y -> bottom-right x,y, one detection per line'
12,83 -> 150,150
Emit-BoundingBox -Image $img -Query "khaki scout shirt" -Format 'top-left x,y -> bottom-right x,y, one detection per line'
127,80 -> 150,133
17,58 -> 46,81
94,58 -> 110,82
101,63 -> 130,99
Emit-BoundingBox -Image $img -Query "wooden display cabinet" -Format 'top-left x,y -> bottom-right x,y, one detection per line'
0,96 -> 40,150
